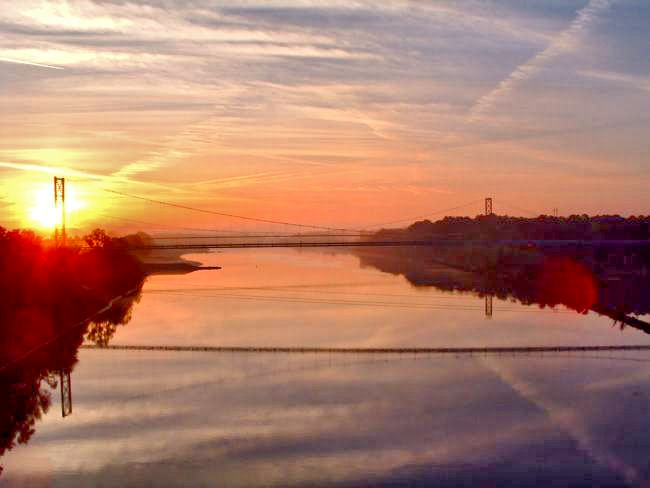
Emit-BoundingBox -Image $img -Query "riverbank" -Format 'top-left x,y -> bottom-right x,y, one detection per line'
134,247 -> 221,275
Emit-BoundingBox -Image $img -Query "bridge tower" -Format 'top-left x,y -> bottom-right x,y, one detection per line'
485,295 -> 493,319
54,177 -> 66,246
485,197 -> 493,216
60,369 -> 72,417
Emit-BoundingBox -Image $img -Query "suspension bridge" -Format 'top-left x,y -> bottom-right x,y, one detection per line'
51,176 -> 552,250
17,177 -> 649,421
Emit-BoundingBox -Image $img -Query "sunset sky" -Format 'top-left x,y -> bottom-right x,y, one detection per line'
0,0 -> 649,234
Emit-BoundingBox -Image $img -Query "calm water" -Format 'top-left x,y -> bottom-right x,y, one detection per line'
3,249 -> 650,486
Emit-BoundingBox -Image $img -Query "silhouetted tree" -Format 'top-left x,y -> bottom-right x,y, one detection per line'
376,214 -> 650,241
84,228 -> 113,248
0,279 -> 144,475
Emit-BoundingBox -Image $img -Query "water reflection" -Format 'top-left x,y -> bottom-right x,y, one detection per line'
5,349 -> 650,487
2,243 -> 650,484
0,286 -> 143,475
354,245 -> 650,331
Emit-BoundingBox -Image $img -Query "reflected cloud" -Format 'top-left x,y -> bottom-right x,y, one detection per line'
5,350 -> 650,487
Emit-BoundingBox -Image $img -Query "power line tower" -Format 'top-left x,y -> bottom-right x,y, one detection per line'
54,177 -> 66,246
485,197 -> 493,216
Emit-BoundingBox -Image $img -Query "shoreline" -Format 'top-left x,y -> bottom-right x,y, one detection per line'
142,261 -> 221,275
135,247 -> 221,275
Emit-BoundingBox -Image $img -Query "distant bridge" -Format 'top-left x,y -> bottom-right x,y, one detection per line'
129,239 -> 439,250
47,179 -> 648,252
80,344 -> 650,355
125,238 -> 650,251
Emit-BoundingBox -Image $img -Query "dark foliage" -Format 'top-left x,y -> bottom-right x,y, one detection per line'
375,214 -> 650,241
0,226 -> 147,475
356,245 -> 650,322
0,289 -> 143,475
0,227 -> 144,310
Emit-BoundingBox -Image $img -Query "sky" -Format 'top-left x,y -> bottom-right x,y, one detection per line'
0,0 -> 649,234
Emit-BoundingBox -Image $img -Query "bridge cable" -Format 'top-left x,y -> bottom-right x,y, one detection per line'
361,199 -> 484,229
97,213 -> 234,234
496,199 -> 542,217
99,214 -> 277,235
105,189 -> 362,233
151,233 -> 363,239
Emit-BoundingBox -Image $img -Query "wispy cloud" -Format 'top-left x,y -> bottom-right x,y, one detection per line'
0,56 -> 63,69
468,0 -> 613,121
0,160 -> 103,179
578,69 -> 650,92
1,0 -> 649,224
0,161 -> 177,192
0,196 -> 14,209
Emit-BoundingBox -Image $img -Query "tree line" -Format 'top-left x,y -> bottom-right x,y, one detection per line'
375,214 -> 650,240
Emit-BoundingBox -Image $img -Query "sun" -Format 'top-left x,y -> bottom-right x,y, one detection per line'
28,182 -> 86,230
30,200 -> 58,229
29,185 -> 58,229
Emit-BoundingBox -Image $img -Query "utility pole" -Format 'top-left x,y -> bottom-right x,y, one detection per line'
485,197 -> 493,216
54,177 -> 65,246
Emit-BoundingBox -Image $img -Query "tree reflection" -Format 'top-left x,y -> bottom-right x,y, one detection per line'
356,245 -> 650,330
85,281 -> 145,347
0,227 -> 146,476
0,287 -> 143,476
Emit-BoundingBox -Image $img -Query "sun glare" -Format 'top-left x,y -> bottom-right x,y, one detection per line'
28,183 -> 86,230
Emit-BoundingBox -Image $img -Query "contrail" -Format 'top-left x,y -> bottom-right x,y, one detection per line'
468,0 -> 612,121
0,57 -> 64,70
480,356 -> 641,486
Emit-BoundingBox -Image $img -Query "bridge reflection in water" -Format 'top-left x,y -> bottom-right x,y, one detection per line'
78,344 -> 650,355
59,343 -> 650,433
2,243 -> 650,477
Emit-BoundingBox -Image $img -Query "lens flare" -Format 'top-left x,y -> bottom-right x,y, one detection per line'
537,257 -> 598,313
27,182 -> 86,230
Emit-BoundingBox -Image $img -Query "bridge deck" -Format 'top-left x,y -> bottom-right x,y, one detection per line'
127,239 -> 650,251
130,240 -> 436,250
81,344 -> 650,355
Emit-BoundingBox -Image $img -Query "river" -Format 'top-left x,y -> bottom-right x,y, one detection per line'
2,248 -> 650,487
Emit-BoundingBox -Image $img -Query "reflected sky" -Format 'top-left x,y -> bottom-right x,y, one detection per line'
103,249 -> 650,348
4,349 -> 650,487
3,249 -> 650,486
